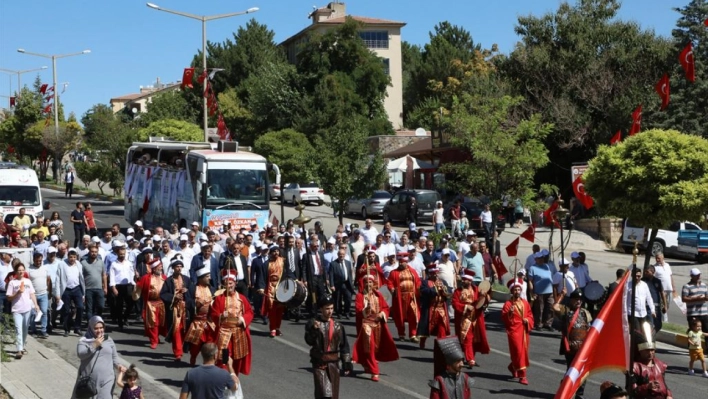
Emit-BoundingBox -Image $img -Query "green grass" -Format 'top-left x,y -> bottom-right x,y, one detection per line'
662,321 -> 689,335
493,282 -> 510,293
0,313 -> 16,362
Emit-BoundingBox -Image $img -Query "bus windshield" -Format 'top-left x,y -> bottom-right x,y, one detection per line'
206,167 -> 268,206
0,186 -> 40,207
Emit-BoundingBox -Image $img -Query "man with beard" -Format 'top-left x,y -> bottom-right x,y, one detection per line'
632,326 -> 673,399
160,255 -> 193,361
356,247 -> 386,292
136,258 -> 167,349
387,253 -> 420,342
428,337 -> 474,399
185,265 -> 215,366
502,281 -> 534,385
210,268 -> 254,376
417,264 -> 450,349
452,269 -> 490,368
553,288 -> 592,398
304,295 -> 353,399
352,275 -> 399,382
219,238 -> 249,296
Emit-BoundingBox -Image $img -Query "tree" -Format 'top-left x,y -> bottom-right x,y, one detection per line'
138,90 -> 199,127
74,161 -> 100,189
500,0 -> 673,187
38,120 -> 83,178
136,119 -> 202,142
584,129 -> 708,265
217,87 -> 253,144
655,0 -> 708,137
315,117 -> 387,225
441,94 -> 552,251
253,129 -> 316,184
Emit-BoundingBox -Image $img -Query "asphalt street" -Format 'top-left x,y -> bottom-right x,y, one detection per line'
38,188 -> 707,399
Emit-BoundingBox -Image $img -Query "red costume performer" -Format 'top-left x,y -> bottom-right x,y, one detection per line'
502,281 -> 534,385
352,275 -> 399,381
136,258 -> 167,349
159,256 -> 192,360
387,254 -> 421,341
210,269 -> 254,376
417,265 -> 451,349
356,248 -> 387,292
185,266 -> 215,366
261,247 -> 286,337
451,270 -> 490,367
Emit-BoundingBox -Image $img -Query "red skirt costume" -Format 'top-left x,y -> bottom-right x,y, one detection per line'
387,266 -> 420,339
451,285 -> 490,364
261,257 -> 286,332
502,297 -> 534,381
352,289 -> 399,375
185,285 -> 215,365
137,273 -> 166,348
210,290 -> 254,376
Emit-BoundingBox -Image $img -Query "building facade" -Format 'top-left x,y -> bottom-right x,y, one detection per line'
109,78 -> 180,114
280,2 -> 405,129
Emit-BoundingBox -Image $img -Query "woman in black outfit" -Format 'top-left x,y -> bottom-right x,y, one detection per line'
70,202 -> 87,247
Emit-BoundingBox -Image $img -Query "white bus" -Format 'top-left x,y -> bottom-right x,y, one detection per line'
124,139 -> 280,231
0,163 -> 48,225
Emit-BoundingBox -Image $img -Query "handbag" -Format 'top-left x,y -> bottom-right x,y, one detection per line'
224,382 -> 244,399
75,347 -> 101,399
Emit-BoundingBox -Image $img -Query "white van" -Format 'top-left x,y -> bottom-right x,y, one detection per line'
621,219 -> 702,257
0,163 -> 47,225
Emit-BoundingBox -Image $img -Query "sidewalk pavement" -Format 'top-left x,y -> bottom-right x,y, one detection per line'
1,336 -> 77,399
502,224 -> 609,253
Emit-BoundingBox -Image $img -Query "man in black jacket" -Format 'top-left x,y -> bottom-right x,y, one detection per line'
329,249 -> 354,319
219,239 -> 249,296
160,256 -> 193,360
302,239 -> 329,318
250,244 -> 270,324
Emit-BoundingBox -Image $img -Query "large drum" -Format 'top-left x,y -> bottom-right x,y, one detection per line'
276,278 -> 308,309
583,281 -> 606,304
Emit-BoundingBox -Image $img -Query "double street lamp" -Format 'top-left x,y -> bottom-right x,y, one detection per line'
146,2 -> 259,142
0,66 -> 48,97
17,48 -> 90,180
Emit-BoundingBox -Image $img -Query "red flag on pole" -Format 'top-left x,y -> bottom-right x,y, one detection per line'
610,130 -> 622,145
217,114 -> 230,141
181,68 -> 195,89
679,42 -> 695,83
272,216 -> 280,227
40,84 -> 48,94
704,18 -> 707,26
572,175 -> 594,210
46,85 -> 54,93
197,70 -> 208,85
42,104 -> 52,114
654,73 -> 670,110
492,254 -> 508,278
505,237 -> 520,257
554,272 -> 630,399
9,97 -> 15,107
543,200 -> 559,227
520,225 -> 535,242
629,105 -> 642,136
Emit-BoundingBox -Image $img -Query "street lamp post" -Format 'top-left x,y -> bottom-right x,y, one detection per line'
17,48 -> 90,181
146,2 -> 259,142
0,66 -> 48,97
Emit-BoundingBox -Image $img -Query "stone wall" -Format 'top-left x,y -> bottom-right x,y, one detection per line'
368,135 -> 429,155
574,217 -> 624,250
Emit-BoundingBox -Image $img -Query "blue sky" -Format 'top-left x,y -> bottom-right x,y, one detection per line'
0,0 -> 687,121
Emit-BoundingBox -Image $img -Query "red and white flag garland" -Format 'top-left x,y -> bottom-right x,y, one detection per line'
182,67 -> 232,141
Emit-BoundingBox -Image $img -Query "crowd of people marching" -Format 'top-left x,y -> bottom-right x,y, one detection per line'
1,203 -> 707,399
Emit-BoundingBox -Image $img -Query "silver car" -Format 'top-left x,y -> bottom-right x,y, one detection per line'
345,190 -> 392,219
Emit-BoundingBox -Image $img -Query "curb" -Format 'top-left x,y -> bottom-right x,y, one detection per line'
656,329 -> 690,349
40,182 -> 124,206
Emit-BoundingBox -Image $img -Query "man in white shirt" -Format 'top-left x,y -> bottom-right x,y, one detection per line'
349,230 -> 365,263
108,241 -> 136,330
360,219 -> 379,245
568,251 -> 591,289
77,235 -> 92,259
380,232 -> 396,259
395,234 -> 410,254
99,230 -> 114,253
552,259 -> 577,302
381,253 -> 398,279
625,267 -> 655,321
457,230 -> 476,259
436,249 -> 456,291
653,252 -> 675,321
323,238 -> 338,274
408,245 -> 426,279
382,221 -> 400,244
480,204 -> 493,239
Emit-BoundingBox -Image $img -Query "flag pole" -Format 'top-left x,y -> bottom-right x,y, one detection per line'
626,241 -> 639,397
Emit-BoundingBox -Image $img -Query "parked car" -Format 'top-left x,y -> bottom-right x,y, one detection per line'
269,183 -> 282,200
283,182 -> 325,206
382,189 -> 441,225
621,219 -> 702,257
345,190 -> 392,219
677,229 -> 708,263
444,197 -> 506,238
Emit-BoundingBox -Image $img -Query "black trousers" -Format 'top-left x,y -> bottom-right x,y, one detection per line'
85,288 -> 104,322
252,288 -> 265,318
61,286 -> 84,332
113,284 -> 134,327
333,281 -> 353,316
305,276 -> 327,316
73,225 -> 85,247
65,182 -> 74,197
235,280 -> 249,297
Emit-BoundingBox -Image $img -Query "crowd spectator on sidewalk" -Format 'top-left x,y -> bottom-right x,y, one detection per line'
72,316 -> 126,399
6,262 -> 39,359
682,268 -> 708,333
180,342 -> 240,399
65,167 -> 76,198
653,253 -> 675,322
28,252 -> 50,339
55,248 -> 86,336
49,211 -> 64,241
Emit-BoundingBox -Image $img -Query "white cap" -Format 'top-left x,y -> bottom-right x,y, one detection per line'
559,258 -> 571,266
341,233 -> 348,238
327,237 -> 336,244
200,241 -> 211,248
152,235 -> 162,242
690,268 -> 701,276
259,244 -> 269,251
67,248 -> 79,255
127,227 -> 135,234
143,230 -> 151,236
466,230 -> 476,236
179,234 -> 188,241
47,246 -> 57,254
517,269 -> 526,275
191,221 -> 199,226
196,267 -> 211,277
91,236 -> 101,243
50,235 -> 59,241
180,227 -> 189,234
134,220 -> 143,227
442,248 -> 451,255
409,223 -> 416,230
126,236 -> 134,242
571,251 -> 580,259
113,240 -> 126,248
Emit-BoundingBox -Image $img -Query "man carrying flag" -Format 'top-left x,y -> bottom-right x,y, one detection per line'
503,280 -> 534,385
553,289 -> 592,399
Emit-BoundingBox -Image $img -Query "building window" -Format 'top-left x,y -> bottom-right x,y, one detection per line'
359,31 -> 389,49
382,58 -> 390,75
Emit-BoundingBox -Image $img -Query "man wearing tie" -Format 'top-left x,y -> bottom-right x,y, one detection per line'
219,239 -> 249,296
190,242 -> 219,290
250,244 -> 270,324
329,249 -> 354,319
282,234 -> 302,321
302,239 -> 329,318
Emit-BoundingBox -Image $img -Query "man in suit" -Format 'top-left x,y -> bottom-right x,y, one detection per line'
219,238 -> 249,296
190,242 -> 219,290
329,248 -> 354,319
250,244 -> 270,324
302,239 -> 329,317
281,234 -> 302,321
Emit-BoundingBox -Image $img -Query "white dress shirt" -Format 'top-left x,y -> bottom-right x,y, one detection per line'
110,259 -> 135,287
360,227 -> 379,245
233,256 -> 245,281
480,210 -> 492,223
626,280 -> 655,318
552,270 -> 577,297
653,262 -> 673,291
65,264 -> 81,289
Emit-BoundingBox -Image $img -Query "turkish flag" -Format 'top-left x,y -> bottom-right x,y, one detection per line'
610,130 -> 622,145
42,104 -> 52,114
9,97 -> 15,107
543,200 -> 559,227
629,105 -> 642,136
705,18 -> 707,26
572,176 -> 594,210
554,272 -> 630,399
197,70 -> 208,85
39,84 -> 48,94
203,82 -> 211,99
492,254 -> 508,278
46,86 -> 54,93
181,67 -> 195,89
217,114 -> 230,141
679,42 -> 695,83
505,237 -> 520,257
520,225 -> 535,242
654,73 -> 670,110
272,216 -> 280,227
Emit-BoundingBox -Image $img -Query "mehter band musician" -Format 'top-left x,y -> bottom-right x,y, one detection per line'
135,258 -> 166,349
211,268 -> 253,376
160,255 -> 193,361
185,265 -> 215,366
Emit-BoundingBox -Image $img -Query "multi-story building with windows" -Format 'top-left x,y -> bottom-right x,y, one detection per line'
280,2 -> 406,129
